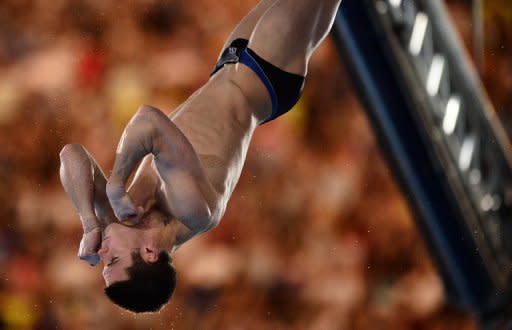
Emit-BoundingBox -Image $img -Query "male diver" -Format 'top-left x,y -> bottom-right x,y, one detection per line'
60,0 -> 343,313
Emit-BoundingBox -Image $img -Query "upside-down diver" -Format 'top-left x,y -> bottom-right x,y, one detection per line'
60,0 -> 343,313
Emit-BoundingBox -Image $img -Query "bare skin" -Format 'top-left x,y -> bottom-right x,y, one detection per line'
59,0 -> 342,286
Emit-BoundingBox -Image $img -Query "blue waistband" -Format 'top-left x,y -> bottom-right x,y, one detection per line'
239,49 -> 278,124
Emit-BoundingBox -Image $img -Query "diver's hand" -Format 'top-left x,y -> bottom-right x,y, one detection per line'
105,182 -> 144,222
78,226 -> 102,266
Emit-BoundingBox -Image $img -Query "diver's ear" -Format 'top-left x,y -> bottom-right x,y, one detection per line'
142,245 -> 158,263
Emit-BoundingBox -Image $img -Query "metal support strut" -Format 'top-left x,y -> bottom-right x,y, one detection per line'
331,0 -> 512,327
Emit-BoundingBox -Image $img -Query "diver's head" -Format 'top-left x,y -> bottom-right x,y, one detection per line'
103,249 -> 176,313
98,212 -> 177,313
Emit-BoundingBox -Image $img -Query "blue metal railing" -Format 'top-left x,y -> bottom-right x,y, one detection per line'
331,0 -> 512,327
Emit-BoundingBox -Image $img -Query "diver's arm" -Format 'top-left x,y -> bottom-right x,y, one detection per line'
59,144 -> 116,265
107,105 -> 221,236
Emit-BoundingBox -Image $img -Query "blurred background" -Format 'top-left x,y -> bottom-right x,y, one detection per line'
0,0 -> 511,329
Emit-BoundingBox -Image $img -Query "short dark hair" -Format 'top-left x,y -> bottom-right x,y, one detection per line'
104,250 -> 176,313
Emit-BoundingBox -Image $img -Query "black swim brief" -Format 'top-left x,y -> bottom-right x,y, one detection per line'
211,38 -> 305,124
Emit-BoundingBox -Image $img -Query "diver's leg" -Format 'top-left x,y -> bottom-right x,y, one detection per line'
248,0 -> 342,75
217,0 -> 275,57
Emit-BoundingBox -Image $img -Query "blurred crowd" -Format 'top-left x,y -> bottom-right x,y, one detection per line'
0,0 -> 511,329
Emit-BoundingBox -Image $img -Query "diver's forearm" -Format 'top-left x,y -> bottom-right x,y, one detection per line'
59,144 -> 101,232
59,144 -> 116,229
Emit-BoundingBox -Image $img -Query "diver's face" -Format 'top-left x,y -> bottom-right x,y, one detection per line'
98,223 -> 139,286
